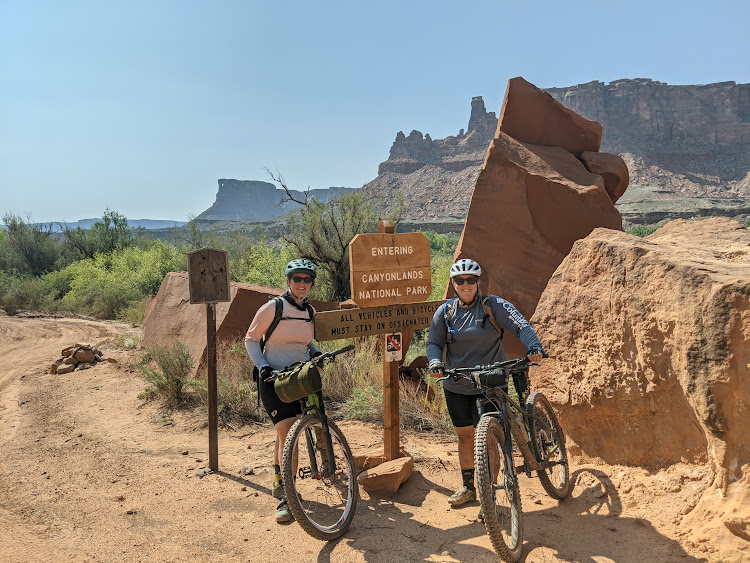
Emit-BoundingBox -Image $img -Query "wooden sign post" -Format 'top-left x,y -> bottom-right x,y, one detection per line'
347,221 -> 431,461
187,248 -> 231,472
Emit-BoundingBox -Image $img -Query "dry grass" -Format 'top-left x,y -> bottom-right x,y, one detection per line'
141,335 -> 453,435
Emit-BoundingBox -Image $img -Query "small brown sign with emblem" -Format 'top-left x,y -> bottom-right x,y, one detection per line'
187,248 -> 231,304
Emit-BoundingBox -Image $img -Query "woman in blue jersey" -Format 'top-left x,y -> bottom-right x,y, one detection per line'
426,258 -> 544,508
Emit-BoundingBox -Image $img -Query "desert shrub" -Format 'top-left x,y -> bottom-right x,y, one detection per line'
118,298 -> 146,327
137,340 -> 196,407
627,224 -> 661,237
745,218 -> 750,228
211,340 -> 266,424
57,242 -> 184,318
1,213 -> 67,275
343,385 -> 383,422
399,374 -> 453,434
422,231 -> 459,254
429,252 -> 452,301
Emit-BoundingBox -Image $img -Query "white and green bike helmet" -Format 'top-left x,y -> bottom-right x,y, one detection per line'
285,259 -> 317,279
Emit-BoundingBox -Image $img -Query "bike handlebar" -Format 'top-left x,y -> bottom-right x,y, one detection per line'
312,344 -> 355,364
269,344 -> 355,380
437,354 -> 546,389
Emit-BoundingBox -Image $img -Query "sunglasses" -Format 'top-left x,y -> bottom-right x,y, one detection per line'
453,276 -> 478,286
291,275 -> 313,284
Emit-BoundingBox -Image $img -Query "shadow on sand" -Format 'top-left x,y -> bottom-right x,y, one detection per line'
307,466 -> 700,563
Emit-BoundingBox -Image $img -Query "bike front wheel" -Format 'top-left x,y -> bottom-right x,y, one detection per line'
475,415 -> 523,562
281,414 -> 358,540
526,391 -> 571,500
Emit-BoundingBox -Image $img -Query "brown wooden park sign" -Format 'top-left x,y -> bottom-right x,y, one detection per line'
314,300 -> 444,341
348,232 -> 431,308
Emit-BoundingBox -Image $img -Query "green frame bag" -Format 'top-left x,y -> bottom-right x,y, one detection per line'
274,362 -> 322,403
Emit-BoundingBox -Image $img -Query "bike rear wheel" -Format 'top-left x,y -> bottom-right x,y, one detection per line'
281,414 -> 358,540
475,415 -> 523,562
526,391 -> 571,500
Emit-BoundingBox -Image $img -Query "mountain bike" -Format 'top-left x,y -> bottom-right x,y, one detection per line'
276,344 -> 358,541
440,355 -> 570,562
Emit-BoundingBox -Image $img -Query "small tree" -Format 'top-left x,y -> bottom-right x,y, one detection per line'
268,170 -> 403,302
1,213 -> 65,276
64,209 -> 140,259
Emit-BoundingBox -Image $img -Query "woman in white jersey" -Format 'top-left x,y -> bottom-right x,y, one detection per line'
245,259 -> 322,523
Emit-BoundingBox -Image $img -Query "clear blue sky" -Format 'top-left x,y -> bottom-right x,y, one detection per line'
2,0 -> 748,223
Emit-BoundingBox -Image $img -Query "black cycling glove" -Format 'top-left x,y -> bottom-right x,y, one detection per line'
429,362 -> 444,374
260,365 -> 274,383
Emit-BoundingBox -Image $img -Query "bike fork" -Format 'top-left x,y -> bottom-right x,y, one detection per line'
501,401 -> 517,491
312,392 -> 336,476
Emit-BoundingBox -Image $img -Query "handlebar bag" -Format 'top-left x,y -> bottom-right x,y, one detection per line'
274,362 -> 322,403
477,369 -> 508,389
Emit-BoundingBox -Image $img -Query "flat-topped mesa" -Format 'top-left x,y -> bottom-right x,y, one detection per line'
196,179 -> 355,221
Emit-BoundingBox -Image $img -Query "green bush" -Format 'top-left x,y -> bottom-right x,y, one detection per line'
422,231 -> 459,254
137,341 -> 196,407
429,252 -> 452,301
627,224 -> 661,237
118,298 -> 147,327
56,242 -> 184,318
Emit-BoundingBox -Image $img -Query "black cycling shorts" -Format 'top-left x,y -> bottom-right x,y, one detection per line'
444,388 -> 498,428
258,377 -> 302,425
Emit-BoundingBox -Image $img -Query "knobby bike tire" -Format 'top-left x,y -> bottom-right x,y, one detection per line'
526,391 -> 571,500
281,414 -> 358,540
475,416 -> 523,562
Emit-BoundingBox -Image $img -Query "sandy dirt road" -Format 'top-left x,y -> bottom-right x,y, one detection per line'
0,314 -> 718,561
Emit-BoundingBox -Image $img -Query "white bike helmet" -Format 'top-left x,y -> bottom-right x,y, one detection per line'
450,258 -> 482,278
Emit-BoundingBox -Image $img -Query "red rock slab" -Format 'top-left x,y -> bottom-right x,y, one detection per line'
357,455 -> 414,494
451,132 -> 622,358
353,447 -> 411,471
580,151 -> 630,203
497,77 -> 602,157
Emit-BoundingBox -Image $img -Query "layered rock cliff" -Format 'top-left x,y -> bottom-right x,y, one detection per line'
196,179 -> 355,221
361,79 -> 750,227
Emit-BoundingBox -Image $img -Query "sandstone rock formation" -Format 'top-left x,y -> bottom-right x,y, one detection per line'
196,179 -> 355,222
359,79 -> 749,228
530,217 -> 750,550
360,96 -> 498,229
547,79 -> 750,222
142,272 -> 338,372
497,77 -> 602,157
452,77 -> 626,357
357,455 -> 414,494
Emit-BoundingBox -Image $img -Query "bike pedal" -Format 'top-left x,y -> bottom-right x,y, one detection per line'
298,467 -> 312,478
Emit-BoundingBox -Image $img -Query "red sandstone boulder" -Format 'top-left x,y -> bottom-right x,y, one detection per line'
452,131 -> 623,357
531,217 -> 750,553
497,77 -> 602,157
142,272 -> 338,372
357,455 -> 414,493
580,151 -> 630,203
451,77 -> 628,357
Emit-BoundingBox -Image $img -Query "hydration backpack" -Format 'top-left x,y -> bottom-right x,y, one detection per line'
443,295 -> 504,344
252,296 -> 314,391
